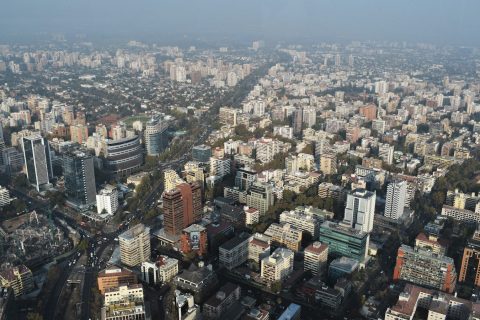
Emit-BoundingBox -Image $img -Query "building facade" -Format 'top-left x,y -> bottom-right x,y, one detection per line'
22,135 -> 53,191
119,224 -> 151,267
63,150 -> 96,208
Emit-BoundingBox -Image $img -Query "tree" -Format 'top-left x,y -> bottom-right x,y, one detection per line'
12,173 -> 29,189
77,239 -> 88,251
301,143 -> 314,155
45,191 -> 66,207
270,281 -> 282,293
26,313 -> 43,320
11,199 -> 26,213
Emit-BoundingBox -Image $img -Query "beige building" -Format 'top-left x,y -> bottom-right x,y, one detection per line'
320,153 -> 337,175
119,224 -> 151,267
141,255 -> 179,285
304,242 -> 328,276
264,223 -> 302,252
261,248 -> 294,283
248,233 -> 271,263
184,161 -> 205,187
164,169 -> 185,192
102,284 -> 147,320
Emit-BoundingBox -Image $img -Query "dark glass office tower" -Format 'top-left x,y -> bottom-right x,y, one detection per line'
63,150 -> 96,208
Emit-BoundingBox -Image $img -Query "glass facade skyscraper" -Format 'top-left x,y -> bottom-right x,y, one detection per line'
22,135 -> 53,191
63,150 -> 96,208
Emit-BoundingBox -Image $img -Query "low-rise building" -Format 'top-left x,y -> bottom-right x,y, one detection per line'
203,283 -> 242,320
102,284 -> 147,320
180,224 -> 208,257
141,255 -> 179,285
97,268 -> 137,294
280,208 -> 321,238
385,283 -> 479,320
174,263 -> 218,303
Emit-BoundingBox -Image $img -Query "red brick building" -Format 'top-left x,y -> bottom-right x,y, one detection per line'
180,224 -> 208,256
163,182 -> 202,236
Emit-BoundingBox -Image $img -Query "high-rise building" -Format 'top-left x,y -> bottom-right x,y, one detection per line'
319,221 -> 368,262
96,185 -> 119,215
103,135 -> 144,178
359,104 -> 377,121
393,244 -> 457,293
343,189 -> 376,233
246,182 -> 274,215
304,242 -> 328,276
2,147 -> 24,174
184,161 -> 205,187
384,181 -> 407,220
119,224 -> 151,267
22,135 -> 53,191
63,150 -> 96,208
293,107 -> 303,136
459,229 -> 480,287
144,117 -> 168,156
261,248 -> 294,283
97,267 -> 137,294
162,182 -> 202,236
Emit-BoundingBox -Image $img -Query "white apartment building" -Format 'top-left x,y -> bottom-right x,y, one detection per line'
0,186 -> 12,207
384,180 -> 407,220
96,185 -> 119,215
209,156 -> 231,178
104,284 -> 144,305
379,143 -> 394,165
343,189 -> 376,233
256,138 -> 284,163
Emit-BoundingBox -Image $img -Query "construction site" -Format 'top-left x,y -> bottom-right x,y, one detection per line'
0,211 -> 75,270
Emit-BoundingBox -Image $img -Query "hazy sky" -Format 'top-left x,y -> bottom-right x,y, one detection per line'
1,0 -> 479,45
